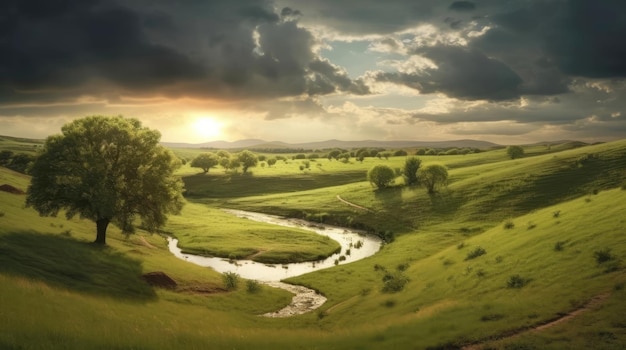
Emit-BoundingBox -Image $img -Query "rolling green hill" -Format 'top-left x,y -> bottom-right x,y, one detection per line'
0,139 -> 624,349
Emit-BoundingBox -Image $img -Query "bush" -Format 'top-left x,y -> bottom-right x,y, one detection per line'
222,272 -> 240,290
382,272 -> 409,293
507,274 -> 528,288
594,248 -> 615,264
246,279 -> 261,293
0,211 -> 5,218
554,241 -> 566,251
465,246 -> 486,260
503,220 -> 515,229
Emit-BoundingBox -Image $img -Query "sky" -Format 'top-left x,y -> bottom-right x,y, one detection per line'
1,0 -> 626,145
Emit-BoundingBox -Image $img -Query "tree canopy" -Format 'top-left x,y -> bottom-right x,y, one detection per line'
506,145 -> 525,159
368,164 -> 396,189
191,153 -> 219,173
418,164 -> 448,194
26,116 -> 184,245
237,150 -> 258,173
402,156 -> 422,186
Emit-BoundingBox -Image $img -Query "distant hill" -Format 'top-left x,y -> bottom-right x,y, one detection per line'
162,139 -> 500,150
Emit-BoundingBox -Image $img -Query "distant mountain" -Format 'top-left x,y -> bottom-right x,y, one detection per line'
161,139 -> 500,150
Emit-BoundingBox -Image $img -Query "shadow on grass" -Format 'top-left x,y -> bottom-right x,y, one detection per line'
0,231 -> 157,301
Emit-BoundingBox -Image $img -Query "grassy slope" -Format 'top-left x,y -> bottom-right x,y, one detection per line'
0,140 -> 625,349
165,203 -> 341,263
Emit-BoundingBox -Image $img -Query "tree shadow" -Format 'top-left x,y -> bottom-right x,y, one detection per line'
0,231 -> 157,301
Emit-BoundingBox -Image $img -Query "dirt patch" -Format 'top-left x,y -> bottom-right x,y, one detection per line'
0,184 -> 25,195
336,195 -> 372,212
137,235 -> 156,249
177,283 -> 226,295
142,272 -> 177,290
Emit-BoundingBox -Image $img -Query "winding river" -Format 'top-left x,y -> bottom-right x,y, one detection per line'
168,209 -> 382,317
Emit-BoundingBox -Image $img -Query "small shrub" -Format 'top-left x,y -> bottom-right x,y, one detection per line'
382,299 -> 396,308
507,274 -> 528,288
373,264 -> 386,271
553,210 -> 561,218
585,197 -> 592,203
317,310 -> 328,319
360,288 -> 371,296
397,263 -> 409,271
382,272 -> 409,293
345,249 -> 351,256
554,241 -> 566,251
334,259 -> 339,266
0,211 -> 5,217
338,255 -> 346,262
594,248 -> 615,264
222,272 -> 240,290
61,229 -> 72,237
354,240 -> 363,249
442,259 -> 454,266
465,246 -> 487,261
495,256 -> 504,263
457,242 -> 465,249
503,220 -> 515,229
527,222 -> 536,230
476,269 -> 486,277
246,279 -> 261,293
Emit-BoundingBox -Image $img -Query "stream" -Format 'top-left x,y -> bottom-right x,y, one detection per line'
168,209 -> 382,317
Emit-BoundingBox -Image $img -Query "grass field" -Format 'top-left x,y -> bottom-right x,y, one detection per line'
1,138 -> 625,349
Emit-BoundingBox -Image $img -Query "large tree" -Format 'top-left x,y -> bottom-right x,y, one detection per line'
26,116 -> 184,245
367,165 -> 396,189
418,164 -> 448,194
237,150 -> 258,173
402,156 -> 422,186
506,145 -> 525,159
190,152 -> 219,173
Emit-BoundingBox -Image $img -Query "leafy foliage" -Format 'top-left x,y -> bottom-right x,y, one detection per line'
402,156 -> 422,186
237,150 -> 258,173
25,116 -> 184,244
418,163 -> 448,194
190,153 -> 219,173
367,165 -> 396,189
506,145 -> 525,159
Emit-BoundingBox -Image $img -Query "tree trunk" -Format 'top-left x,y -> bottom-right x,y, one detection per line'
95,218 -> 109,245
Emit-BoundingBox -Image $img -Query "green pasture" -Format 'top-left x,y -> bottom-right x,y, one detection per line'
0,139 -> 625,349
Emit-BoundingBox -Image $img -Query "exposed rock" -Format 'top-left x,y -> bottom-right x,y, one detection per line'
0,184 -> 25,195
142,272 -> 177,289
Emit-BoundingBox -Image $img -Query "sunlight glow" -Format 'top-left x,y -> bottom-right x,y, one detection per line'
192,116 -> 223,140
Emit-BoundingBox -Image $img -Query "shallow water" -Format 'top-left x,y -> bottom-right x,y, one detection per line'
168,209 -> 382,282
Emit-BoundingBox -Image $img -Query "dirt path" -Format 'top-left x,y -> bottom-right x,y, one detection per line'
261,281 -> 327,318
336,195 -> 373,212
462,293 -> 610,349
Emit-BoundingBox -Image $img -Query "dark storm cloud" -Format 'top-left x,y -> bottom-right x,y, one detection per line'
0,0 -> 367,107
375,46 -> 522,101
449,1 -> 476,12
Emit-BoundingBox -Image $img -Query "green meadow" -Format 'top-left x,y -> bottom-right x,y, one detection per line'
1,137 -> 626,349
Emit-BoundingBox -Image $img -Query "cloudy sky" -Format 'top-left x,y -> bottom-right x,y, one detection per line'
1,0 -> 626,144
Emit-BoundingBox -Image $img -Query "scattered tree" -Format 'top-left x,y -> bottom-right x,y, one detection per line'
393,150 -> 408,156
506,145 -> 525,159
26,116 -> 184,245
237,150 -> 258,173
368,165 -> 396,189
267,158 -> 277,167
418,163 -> 448,194
190,152 -> 219,173
402,157 -> 422,186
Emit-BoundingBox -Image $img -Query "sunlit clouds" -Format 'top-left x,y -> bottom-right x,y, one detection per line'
1,1 -> 625,144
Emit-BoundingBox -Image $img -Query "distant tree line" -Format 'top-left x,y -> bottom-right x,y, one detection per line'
0,150 -> 35,174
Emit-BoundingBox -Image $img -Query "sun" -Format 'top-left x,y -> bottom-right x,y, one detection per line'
192,117 -> 223,140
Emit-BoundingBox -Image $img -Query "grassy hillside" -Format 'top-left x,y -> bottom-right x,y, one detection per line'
0,139 -> 625,349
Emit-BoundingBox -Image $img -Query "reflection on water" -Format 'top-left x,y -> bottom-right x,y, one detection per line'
168,209 -> 382,281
